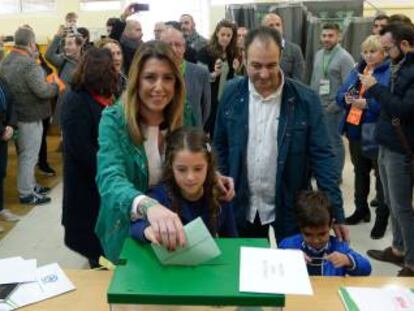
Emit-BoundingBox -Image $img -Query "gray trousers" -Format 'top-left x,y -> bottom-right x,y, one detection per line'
16,121 -> 42,196
378,146 -> 414,265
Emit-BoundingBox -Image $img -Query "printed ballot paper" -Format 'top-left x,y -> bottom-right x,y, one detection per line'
339,287 -> 414,311
0,257 -> 36,285
239,247 -> 313,295
0,263 -> 75,311
151,217 -> 221,266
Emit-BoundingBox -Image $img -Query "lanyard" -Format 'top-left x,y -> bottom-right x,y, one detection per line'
322,45 -> 339,78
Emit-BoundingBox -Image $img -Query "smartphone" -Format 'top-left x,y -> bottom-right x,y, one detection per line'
3,36 -> 14,43
131,3 -> 149,12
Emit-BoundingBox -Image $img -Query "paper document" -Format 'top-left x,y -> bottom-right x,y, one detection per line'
0,257 -> 37,285
239,247 -> 313,295
339,287 -> 414,311
151,217 -> 221,266
0,263 -> 75,311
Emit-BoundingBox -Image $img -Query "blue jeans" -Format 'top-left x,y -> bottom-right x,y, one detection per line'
378,146 -> 414,265
323,109 -> 345,182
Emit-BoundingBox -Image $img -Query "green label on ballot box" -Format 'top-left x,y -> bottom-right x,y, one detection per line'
108,238 -> 285,307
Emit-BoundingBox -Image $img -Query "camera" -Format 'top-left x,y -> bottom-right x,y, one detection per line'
130,3 -> 149,12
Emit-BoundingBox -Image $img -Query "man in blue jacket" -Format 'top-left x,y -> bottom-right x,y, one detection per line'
213,27 -> 348,243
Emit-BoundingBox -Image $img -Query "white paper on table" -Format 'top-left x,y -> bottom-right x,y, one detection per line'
239,247 -> 313,296
0,263 -> 75,310
0,257 -> 37,285
340,287 -> 414,311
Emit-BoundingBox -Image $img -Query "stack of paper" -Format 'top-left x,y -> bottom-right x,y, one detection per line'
0,258 -> 75,311
339,287 -> 414,311
239,247 -> 313,296
151,217 -> 221,266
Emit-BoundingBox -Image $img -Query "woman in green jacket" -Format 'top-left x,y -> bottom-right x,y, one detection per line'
95,41 -> 234,261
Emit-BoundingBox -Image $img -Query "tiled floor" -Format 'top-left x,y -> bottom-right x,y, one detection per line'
0,145 -> 400,275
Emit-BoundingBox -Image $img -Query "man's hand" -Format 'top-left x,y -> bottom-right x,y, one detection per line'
324,251 -> 352,268
359,74 -> 377,89
1,126 -> 13,141
146,204 -> 186,251
216,173 -> 235,202
333,223 -> 350,243
121,3 -> 138,20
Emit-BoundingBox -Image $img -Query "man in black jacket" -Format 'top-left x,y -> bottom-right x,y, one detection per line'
361,22 -> 414,277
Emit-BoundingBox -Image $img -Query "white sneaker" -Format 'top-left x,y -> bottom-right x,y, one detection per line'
0,209 -> 20,222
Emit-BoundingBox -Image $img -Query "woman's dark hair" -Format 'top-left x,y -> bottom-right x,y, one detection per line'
163,128 -> 221,235
295,191 -> 334,229
208,19 -> 238,60
71,47 -> 118,96
77,27 -> 90,42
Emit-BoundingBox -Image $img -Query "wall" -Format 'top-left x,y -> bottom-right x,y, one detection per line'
0,0 -> 120,44
0,0 -> 414,44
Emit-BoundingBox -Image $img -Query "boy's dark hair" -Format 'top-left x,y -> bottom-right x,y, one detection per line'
322,23 -> 341,33
295,191 -> 333,228
163,127 -> 220,235
380,22 -> 414,47
244,26 -> 282,55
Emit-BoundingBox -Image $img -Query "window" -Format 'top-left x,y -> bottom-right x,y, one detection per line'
80,0 -> 121,12
0,0 -> 55,14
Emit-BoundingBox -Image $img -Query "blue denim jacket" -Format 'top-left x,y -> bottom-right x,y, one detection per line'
213,77 -> 344,242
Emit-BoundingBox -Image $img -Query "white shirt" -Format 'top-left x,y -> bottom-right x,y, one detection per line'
246,73 -> 284,225
130,125 -> 166,220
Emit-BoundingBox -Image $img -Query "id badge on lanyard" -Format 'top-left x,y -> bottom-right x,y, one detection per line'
319,79 -> 330,96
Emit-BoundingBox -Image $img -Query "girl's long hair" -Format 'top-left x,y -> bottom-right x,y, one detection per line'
163,128 -> 221,235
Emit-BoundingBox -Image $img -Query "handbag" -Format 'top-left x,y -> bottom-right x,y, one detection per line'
392,117 -> 414,178
361,122 -> 378,160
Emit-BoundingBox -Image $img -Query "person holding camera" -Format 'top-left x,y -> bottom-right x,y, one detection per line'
45,25 -> 84,129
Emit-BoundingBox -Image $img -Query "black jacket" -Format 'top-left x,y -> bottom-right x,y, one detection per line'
0,77 -> 16,136
61,90 -> 104,260
368,52 -> 414,153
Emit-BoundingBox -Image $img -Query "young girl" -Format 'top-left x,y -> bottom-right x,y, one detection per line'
130,128 -> 238,244
280,191 -> 371,276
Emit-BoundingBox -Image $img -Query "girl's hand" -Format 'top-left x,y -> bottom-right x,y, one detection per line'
216,172 -> 235,202
324,251 -> 351,268
146,205 -> 186,251
143,226 -> 160,245
351,98 -> 367,110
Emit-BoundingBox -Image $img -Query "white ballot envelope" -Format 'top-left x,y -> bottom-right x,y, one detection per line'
239,247 -> 313,295
151,217 -> 221,266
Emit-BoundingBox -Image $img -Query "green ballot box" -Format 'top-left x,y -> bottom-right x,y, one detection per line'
108,238 -> 285,310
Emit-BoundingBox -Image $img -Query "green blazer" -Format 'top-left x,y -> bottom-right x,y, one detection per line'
95,101 -> 194,262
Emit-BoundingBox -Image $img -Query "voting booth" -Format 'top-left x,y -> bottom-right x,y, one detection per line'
107,238 -> 285,310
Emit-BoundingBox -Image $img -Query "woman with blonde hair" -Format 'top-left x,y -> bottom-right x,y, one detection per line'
336,35 -> 390,238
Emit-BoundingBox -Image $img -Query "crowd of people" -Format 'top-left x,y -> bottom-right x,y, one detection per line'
0,4 -> 414,277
